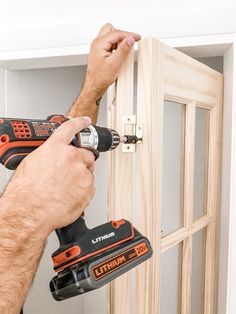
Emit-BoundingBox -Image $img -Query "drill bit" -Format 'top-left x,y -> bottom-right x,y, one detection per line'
120,135 -> 139,144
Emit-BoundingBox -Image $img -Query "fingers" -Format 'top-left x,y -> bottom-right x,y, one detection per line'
52,117 -> 91,144
97,30 -> 141,55
104,30 -> 141,46
76,148 -> 95,171
97,23 -> 115,37
108,37 -> 135,67
50,116 -> 95,172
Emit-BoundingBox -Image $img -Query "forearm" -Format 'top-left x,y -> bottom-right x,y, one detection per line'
68,25 -> 140,125
0,195 -> 49,314
68,82 -> 101,124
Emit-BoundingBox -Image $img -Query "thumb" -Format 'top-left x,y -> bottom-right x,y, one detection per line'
52,116 -> 91,144
109,36 -> 135,68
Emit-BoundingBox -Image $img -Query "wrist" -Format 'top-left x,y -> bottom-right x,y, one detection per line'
0,193 -> 52,243
68,74 -> 103,123
82,73 -> 107,102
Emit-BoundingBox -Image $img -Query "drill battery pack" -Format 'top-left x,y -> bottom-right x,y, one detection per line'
50,219 -> 152,301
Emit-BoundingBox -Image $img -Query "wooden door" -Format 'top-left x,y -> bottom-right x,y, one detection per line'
107,39 -> 223,314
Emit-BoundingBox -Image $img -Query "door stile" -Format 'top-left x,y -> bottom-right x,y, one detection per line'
204,75 -> 223,314
135,38 -> 165,314
107,82 -> 117,219
106,81 -> 116,314
107,49 -> 135,314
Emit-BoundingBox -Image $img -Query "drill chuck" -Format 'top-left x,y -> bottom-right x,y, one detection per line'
76,125 -> 120,152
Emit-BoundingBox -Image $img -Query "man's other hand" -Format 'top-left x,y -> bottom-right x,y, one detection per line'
84,23 -> 141,100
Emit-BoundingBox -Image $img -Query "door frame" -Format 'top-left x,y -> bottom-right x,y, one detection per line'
0,34 -> 235,314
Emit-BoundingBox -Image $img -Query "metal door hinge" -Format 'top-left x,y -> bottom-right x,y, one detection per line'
122,115 -> 143,153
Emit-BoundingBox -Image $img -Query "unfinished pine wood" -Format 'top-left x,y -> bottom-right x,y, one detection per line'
203,75 -> 223,314
181,102 -> 196,314
107,49 -> 134,314
181,238 -> 192,314
161,216 -> 213,253
135,38 -> 165,314
108,38 -> 223,314
135,39 -> 223,314
106,81 -> 116,314
164,46 -> 222,107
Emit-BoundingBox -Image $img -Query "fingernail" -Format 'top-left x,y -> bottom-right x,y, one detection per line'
127,37 -> 135,46
81,116 -> 92,123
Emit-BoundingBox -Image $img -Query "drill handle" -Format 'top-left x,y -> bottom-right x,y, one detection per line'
55,215 -> 88,246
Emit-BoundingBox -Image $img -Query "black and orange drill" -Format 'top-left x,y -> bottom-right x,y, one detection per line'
0,115 -> 153,300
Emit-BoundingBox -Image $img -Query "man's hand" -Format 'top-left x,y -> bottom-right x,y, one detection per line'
1,116 -> 95,234
0,117 -> 95,313
68,23 -> 141,123
84,23 -> 141,99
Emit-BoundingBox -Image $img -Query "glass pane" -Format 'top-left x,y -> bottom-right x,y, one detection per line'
160,244 -> 182,314
191,229 -> 206,314
162,100 -> 185,236
193,108 -> 210,220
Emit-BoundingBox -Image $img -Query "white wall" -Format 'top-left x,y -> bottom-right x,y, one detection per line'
0,69 -> 8,192
1,1 -> 236,58
0,0 -> 234,29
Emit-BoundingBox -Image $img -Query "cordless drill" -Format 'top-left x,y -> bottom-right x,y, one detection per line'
0,115 -> 152,301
